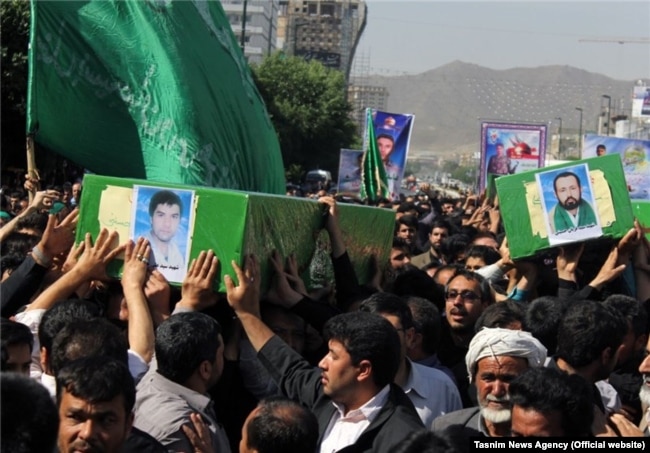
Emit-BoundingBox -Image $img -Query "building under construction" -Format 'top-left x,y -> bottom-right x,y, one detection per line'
277,0 -> 367,81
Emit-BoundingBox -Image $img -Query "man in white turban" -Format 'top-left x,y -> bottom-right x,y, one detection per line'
432,327 -> 547,442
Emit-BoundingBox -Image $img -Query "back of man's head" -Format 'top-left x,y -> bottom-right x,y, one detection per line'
1,232 -> 39,260
603,294 -> 648,339
464,245 -> 501,267
244,397 -> 319,453
509,367 -> 594,437
323,311 -> 400,389
38,299 -> 102,369
155,312 -> 221,385
556,300 -> 627,371
475,300 -> 526,332
56,356 -> 135,415
524,296 -> 567,355
359,292 -> 414,330
50,318 -> 128,376
386,265 -> 442,305
405,297 -> 442,356
1,372 -> 59,453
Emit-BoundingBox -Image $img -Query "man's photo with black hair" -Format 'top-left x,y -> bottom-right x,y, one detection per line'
130,185 -> 195,283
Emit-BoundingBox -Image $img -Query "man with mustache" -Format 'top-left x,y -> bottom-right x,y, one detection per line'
549,171 -> 597,234
432,328 -> 547,443
145,189 -> 186,282
438,269 -> 492,407
226,256 -> 424,453
56,357 -> 135,453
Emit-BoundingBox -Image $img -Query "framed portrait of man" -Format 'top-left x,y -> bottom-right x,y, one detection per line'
130,185 -> 196,283
535,163 -> 603,246
479,122 -> 547,192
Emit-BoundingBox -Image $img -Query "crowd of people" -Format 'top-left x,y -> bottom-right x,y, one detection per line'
1,170 -> 650,453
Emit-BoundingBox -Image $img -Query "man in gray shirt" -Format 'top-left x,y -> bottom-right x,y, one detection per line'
133,312 -> 231,452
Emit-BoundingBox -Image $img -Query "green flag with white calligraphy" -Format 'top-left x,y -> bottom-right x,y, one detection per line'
27,0 -> 284,193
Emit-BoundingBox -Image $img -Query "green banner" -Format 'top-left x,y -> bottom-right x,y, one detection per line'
360,108 -> 389,201
27,0 -> 284,194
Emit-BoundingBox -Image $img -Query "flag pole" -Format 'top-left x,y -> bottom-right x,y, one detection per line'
26,134 -> 39,202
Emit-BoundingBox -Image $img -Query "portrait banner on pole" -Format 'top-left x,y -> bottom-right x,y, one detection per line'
479,122 -> 547,193
337,149 -> 363,195
363,109 -> 415,201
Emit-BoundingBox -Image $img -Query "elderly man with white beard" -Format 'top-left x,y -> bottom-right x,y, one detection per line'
432,328 -> 546,448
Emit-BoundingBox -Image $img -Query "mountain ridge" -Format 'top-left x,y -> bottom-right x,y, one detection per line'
362,61 -> 637,157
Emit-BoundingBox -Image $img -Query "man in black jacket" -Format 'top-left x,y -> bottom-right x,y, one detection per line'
226,255 -> 424,453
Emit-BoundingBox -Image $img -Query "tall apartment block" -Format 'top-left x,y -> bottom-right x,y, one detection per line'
276,0 -> 367,80
220,0 -> 279,64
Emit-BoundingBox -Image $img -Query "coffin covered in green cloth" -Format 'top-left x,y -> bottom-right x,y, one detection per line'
76,174 -> 394,291
496,154 -> 634,259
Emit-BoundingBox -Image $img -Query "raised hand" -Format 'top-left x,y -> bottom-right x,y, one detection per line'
266,250 -> 303,308
182,413 -> 215,453
121,237 -> 151,291
177,250 -> 219,311
75,229 -> 125,281
37,209 -> 79,263
225,254 -> 261,317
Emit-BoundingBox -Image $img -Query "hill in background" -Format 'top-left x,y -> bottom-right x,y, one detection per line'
367,61 -> 636,157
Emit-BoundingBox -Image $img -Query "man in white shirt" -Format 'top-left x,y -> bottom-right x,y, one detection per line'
359,293 -> 462,428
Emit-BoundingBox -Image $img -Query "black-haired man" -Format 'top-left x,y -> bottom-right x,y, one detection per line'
239,397 -> 319,453
56,357 -> 135,453
226,256 -> 423,453
146,190 -> 185,281
133,312 -> 230,452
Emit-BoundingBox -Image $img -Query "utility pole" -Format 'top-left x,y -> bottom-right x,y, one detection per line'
576,107 -> 583,155
555,117 -> 562,159
267,0 -> 274,56
602,94 -> 611,136
240,0 -> 248,52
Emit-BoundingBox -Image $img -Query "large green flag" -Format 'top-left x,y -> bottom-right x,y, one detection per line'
27,0 -> 285,194
360,109 -> 389,201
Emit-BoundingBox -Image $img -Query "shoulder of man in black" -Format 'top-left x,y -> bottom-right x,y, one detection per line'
335,383 -> 424,453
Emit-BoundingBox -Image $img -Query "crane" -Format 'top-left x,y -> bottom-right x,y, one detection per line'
579,37 -> 650,44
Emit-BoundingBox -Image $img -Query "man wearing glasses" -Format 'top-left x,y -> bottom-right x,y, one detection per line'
438,269 -> 493,407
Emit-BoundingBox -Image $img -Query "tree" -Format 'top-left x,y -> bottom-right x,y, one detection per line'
1,0 -> 30,165
285,163 -> 305,185
252,53 -> 359,175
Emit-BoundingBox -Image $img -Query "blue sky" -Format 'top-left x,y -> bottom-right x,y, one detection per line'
355,1 -> 650,81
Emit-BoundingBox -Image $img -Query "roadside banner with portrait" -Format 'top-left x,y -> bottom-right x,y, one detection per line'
495,154 -> 634,259
27,0 -> 285,194
582,134 -> 650,203
479,122 -> 547,193
632,86 -> 650,118
337,149 -> 363,195
363,109 -> 415,201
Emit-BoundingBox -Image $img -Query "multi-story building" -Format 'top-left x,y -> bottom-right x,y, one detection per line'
347,85 -> 389,136
220,0 -> 279,65
277,0 -> 367,80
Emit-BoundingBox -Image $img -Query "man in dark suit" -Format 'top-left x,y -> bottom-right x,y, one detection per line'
226,256 -> 424,453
